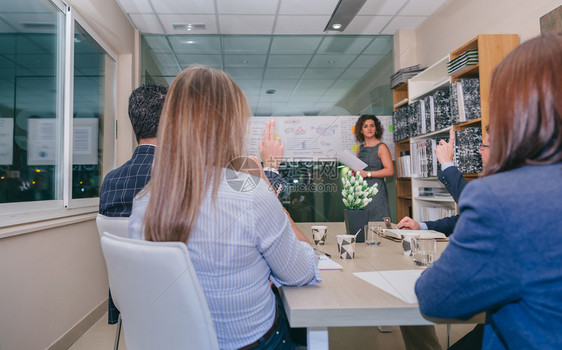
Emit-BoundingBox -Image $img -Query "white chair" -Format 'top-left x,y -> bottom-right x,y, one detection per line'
96,214 -> 130,350
96,214 -> 130,239
100,232 -> 219,350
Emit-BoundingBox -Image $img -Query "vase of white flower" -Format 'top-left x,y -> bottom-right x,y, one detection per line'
341,170 -> 379,242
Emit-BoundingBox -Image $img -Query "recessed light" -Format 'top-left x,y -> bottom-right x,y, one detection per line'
328,60 -> 335,64
181,40 -> 196,44
241,60 -> 248,64
266,89 -> 276,94
332,23 -> 342,30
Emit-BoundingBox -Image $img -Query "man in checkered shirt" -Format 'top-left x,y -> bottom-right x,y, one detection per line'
99,83 -> 167,324
99,83 -> 167,218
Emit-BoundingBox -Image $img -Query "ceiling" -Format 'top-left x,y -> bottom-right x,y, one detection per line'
0,0 -> 452,117
116,0 -> 449,36
119,0 -> 450,116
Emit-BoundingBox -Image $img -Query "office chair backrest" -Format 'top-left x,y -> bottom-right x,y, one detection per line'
96,214 -> 130,239
100,232 -> 219,350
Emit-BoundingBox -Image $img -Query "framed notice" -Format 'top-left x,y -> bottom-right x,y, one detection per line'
0,118 -> 14,165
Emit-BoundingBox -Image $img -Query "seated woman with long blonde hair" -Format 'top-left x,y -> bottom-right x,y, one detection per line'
128,66 -> 320,350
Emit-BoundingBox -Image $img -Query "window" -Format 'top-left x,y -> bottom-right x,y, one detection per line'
0,0 -> 116,223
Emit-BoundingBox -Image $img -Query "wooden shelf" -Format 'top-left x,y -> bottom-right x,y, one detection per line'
453,118 -> 481,130
451,64 -> 479,81
411,126 -> 452,141
398,195 -> 412,200
414,196 -> 455,203
408,55 -> 451,102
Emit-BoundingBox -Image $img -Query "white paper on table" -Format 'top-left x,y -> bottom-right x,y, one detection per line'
353,270 -> 423,304
337,150 -> 368,170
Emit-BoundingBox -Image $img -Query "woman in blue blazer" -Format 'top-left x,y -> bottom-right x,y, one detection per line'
415,33 -> 562,349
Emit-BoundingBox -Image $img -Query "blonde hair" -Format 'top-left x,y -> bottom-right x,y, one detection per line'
143,65 -> 251,242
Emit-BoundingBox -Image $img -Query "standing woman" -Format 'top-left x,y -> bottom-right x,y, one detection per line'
128,66 -> 320,350
354,115 -> 394,221
415,33 -> 562,349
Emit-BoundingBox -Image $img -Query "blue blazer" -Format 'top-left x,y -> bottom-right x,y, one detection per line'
425,166 -> 468,236
416,164 -> 562,349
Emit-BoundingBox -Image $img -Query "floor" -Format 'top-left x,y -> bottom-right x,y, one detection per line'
69,312 -> 476,350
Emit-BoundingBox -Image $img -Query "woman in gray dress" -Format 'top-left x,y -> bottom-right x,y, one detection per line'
354,115 -> 394,221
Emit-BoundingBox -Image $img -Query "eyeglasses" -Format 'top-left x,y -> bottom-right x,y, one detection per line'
479,144 -> 490,149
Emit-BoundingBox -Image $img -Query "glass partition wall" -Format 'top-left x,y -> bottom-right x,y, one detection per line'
140,34 -> 394,222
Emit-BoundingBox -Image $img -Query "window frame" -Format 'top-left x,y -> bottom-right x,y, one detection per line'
0,0 -> 118,228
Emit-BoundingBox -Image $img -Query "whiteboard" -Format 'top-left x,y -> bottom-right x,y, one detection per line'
248,115 -> 394,161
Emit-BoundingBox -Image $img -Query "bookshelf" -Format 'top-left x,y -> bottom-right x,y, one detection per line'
392,34 -> 519,224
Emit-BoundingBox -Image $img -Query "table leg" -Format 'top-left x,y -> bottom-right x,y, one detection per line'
307,327 -> 329,350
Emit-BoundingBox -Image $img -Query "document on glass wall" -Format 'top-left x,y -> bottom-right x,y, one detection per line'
337,150 -> 367,170
28,119 -> 56,165
0,118 -> 14,165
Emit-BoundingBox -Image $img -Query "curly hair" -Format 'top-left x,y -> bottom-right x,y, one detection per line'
128,83 -> 168,142
354,114 -> 384,143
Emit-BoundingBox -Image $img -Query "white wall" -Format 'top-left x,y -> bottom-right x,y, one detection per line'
414,0 -> 561,67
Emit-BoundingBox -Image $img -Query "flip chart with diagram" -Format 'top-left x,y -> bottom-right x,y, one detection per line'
248,115 -> 394,161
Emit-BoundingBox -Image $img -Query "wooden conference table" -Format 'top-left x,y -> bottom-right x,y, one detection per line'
280,222 -> 483,349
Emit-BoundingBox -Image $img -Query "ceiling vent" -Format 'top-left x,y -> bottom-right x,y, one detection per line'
172,23 -> 206,31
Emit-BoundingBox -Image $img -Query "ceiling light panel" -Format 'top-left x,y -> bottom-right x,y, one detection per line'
340,67 -> 372,80
309,54 -> 357,68
264,68 -> 305,80
357,0 -> 408,16
381,16 -> 426,35
129,14 -> 164,34
116,0 -> 153,13
150,0 -> 216,14
261,79 -> 299,89
349,54 -> 385,68
302,68 -> 345,80
270,36 -> 323,54
168,35 -> 221,53
398,0 -> 449,16
267,55 -> 312,68
279,0 -> 339,15
274,15 -> 331,35
223,36 -> 272,54
316,36 -> 373,54
216,0 -> 279,14
158,14 -> 218,34
343,15 -> 392,34
143,35 -> 173,52
225,54 -> 267,67
218,15 -> 275,34
363,36 -> 393,54
176,54 -> 222,69
224,67 -> 264,80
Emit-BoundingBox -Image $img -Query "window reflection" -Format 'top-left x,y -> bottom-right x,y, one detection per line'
72,23 -> 115,199
0,1 -> 63,203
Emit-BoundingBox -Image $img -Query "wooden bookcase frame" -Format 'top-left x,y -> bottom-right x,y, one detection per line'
392,34 -> 519,222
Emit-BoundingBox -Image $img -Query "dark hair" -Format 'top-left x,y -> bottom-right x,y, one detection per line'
484,33 -> 562,176
128,83 -> 168,142
354,114 -> 383,143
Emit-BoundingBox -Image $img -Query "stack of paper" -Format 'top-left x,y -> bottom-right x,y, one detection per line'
354,270 -> 423,304
317,255 -> 343,271
447,49 -> 479,75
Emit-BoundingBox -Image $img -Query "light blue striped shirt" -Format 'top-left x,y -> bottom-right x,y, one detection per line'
129,169 -> 321,349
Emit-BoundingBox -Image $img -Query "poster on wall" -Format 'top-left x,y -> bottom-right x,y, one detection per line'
28,119 -> 57,165
0,118 -> 14,165
248,115 -> 394,161
73,118 -> 98,165
27,118 -> 99,165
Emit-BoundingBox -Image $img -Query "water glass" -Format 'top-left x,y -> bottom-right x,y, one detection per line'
364,224 -> 381,246
411,237 -> 437,267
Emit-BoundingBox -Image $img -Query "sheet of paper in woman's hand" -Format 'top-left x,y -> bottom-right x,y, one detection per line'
337,150 -> 368,170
